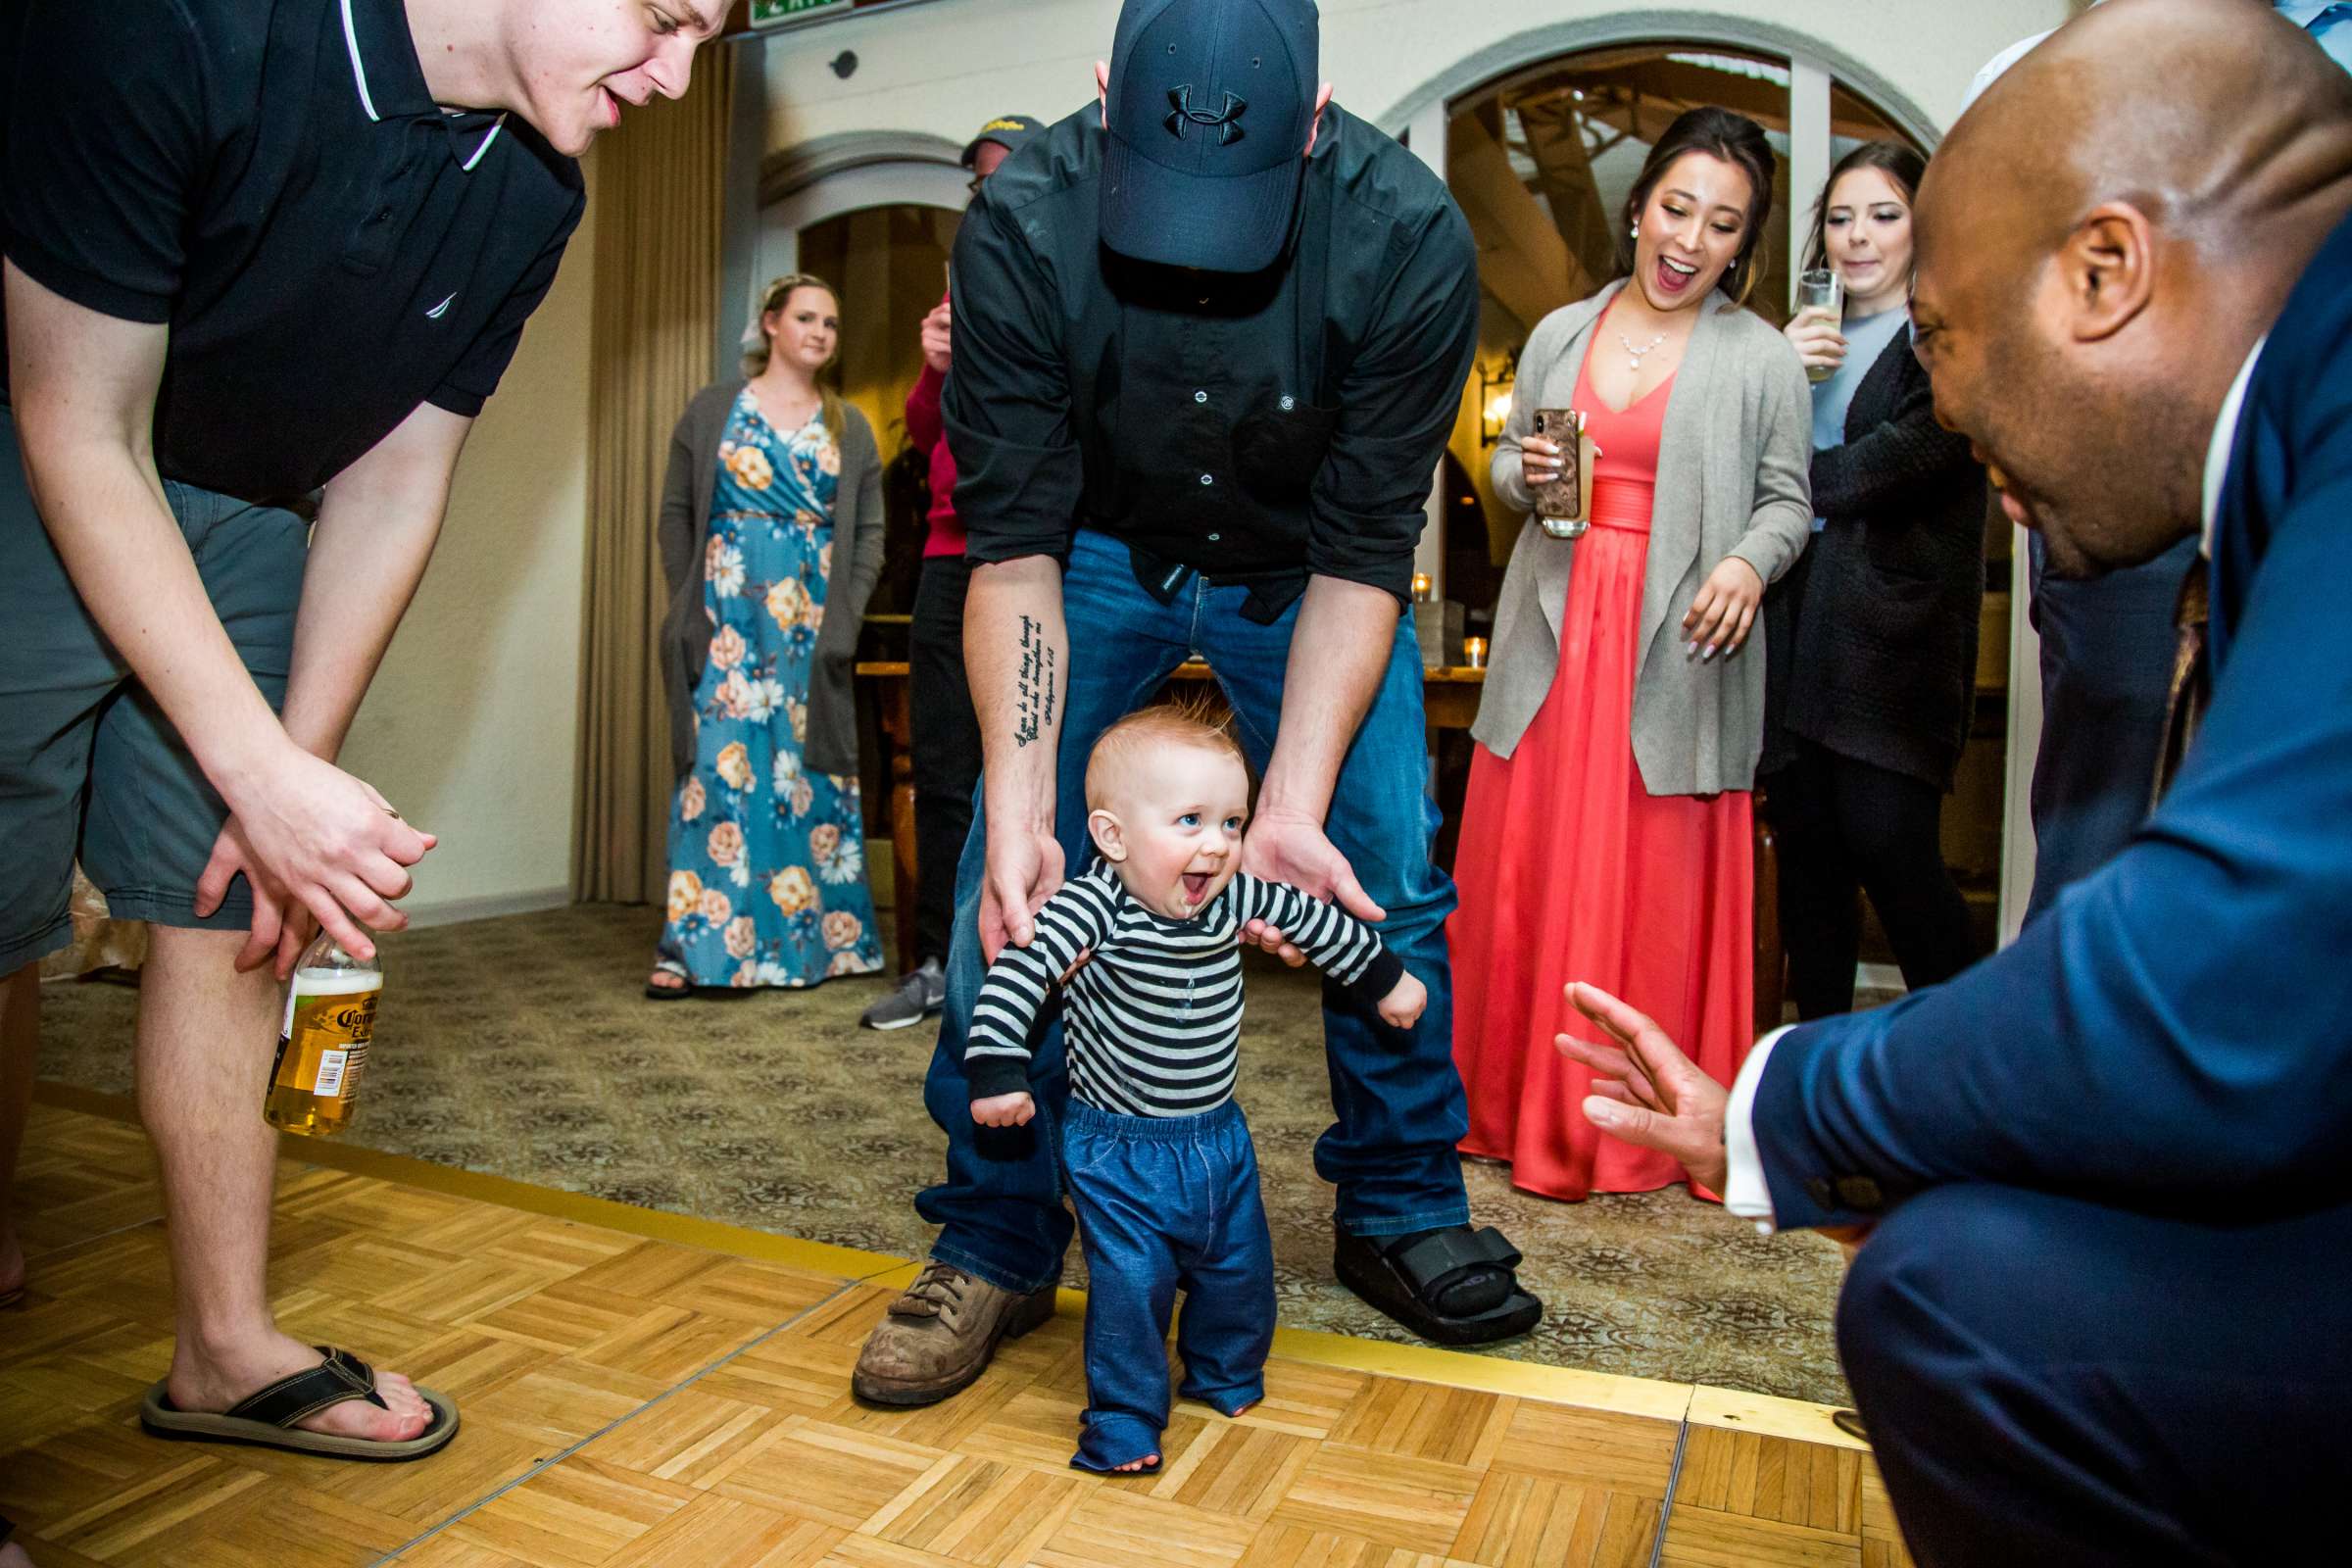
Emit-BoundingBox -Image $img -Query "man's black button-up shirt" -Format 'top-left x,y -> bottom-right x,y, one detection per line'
943,101 -> 1478,614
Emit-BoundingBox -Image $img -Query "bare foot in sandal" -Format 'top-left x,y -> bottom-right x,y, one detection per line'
647,967 -> 688,994
169,1334 -> 434,1444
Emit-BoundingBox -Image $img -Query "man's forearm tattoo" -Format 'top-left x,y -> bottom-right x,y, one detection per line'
1013,614 -> 1058,748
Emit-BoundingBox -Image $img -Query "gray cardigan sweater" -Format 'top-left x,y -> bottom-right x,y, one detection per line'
656,380 -> 886,781
1474,281 -> 1813,795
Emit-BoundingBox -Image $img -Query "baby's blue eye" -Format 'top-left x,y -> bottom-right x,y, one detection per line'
1179,812 -> 1200,827
1223,817 -> 1244,832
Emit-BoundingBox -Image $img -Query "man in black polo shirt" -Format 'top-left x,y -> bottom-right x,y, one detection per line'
0,0 -> 722,1459
853,0 -> 1542,1409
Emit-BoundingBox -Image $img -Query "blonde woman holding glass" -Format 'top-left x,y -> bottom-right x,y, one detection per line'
1761,142 -> 1987,1021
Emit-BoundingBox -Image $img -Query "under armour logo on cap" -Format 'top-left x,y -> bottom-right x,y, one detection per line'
1165,86 -> 1247,144
1101,0 -> 1320,272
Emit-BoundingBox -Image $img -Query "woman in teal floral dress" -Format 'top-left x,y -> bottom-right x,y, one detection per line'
649,274 -> 888,994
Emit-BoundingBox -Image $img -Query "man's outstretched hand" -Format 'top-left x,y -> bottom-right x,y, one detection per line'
1555,981 -> 1730,1194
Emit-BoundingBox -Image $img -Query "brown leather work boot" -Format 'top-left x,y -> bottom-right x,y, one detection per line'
851,1260 -> 1058,1407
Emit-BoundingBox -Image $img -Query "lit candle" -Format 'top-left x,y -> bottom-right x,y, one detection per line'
1463,636 -> 1488,668
1410,571 -> 1434,603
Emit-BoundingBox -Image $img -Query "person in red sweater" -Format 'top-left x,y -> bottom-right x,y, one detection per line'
862,114 -> 1044,1030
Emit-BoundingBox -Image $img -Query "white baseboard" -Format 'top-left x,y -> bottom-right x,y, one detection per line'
402,885 -> 575,930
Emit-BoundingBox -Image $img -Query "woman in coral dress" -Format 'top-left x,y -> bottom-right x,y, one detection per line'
1451,110 -> 1814,1200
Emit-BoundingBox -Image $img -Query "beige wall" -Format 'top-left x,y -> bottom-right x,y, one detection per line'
756,0 -> 2072,154
338,155 -> 599,926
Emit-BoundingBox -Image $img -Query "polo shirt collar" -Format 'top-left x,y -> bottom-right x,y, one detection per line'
339,0 -> 506,171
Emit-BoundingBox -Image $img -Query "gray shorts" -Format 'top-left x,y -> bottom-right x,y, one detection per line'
0,404 -> 308,973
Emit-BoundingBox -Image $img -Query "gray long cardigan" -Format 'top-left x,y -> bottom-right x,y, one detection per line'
656,380 -> 886,781
1474,281 -> 1813,795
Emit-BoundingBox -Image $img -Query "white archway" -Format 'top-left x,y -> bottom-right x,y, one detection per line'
745,130 -> 971,335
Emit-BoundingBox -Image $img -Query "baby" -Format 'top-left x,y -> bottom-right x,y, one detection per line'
965,702 -> 1425,1474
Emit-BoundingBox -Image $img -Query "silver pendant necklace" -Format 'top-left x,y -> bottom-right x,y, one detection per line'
1619,330 -> 1669,372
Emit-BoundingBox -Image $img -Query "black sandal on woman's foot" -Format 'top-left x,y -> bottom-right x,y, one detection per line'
645,959 -> 693,1001
1333,1224 -> 1544,1347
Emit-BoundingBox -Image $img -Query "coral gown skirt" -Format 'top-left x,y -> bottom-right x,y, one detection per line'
1449,350 -> 1754,1201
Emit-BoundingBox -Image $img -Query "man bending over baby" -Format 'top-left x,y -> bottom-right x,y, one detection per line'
964,702 -> 1427,1473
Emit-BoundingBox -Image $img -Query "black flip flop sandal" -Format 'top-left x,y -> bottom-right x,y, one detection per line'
1334,1225 -> 1544,1347
140,1346 -> 458,1461
645,959 -> 694,1000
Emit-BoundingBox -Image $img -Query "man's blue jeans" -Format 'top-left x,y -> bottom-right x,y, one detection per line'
1062,1100 -> 1271,1472
915,529 -> 1471,1292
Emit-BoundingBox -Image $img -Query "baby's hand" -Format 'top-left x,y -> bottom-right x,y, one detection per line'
972,1091 -> 1037,1128
1377,970 -> 1427,1029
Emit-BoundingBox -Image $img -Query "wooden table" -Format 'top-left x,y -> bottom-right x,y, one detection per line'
854,660 -> 1784,1030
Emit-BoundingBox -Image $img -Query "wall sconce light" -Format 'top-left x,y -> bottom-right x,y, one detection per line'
1478,346 -> 1519,447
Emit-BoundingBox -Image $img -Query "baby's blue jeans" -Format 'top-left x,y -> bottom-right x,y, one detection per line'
1062,1098 -> 1274,1472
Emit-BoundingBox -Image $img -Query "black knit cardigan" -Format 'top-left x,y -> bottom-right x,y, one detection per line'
1762,321 -> 1989,790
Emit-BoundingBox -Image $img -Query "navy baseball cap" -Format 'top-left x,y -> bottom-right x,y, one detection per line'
1101,0 -> 1320,272
961,114 -> 1045,169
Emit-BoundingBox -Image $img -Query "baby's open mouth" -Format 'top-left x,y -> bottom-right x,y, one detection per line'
1182,872 -> 1210,903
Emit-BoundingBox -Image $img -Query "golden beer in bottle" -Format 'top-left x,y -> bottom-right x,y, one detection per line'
265,933 -> 381,1137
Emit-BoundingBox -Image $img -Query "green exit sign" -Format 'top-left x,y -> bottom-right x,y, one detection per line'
751,0 -> 849,25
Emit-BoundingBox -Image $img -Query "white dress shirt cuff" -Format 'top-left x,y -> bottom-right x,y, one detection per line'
1725,1025 -> 1792,1234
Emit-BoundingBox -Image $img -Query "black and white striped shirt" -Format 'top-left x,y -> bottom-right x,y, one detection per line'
965,864 -> 1404,1117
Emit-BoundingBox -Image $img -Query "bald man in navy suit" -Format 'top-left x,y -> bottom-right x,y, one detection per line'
1558,2 -> 2352,1562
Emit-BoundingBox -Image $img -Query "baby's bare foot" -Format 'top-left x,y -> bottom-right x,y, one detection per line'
1112,1452 -> 1158,1473
1229,1399 -> 1260,1418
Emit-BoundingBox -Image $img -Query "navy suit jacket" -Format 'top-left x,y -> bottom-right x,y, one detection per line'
1753,211 -> 2352,1230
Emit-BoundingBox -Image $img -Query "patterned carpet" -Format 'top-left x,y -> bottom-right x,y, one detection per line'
33,903 -> 1850,1404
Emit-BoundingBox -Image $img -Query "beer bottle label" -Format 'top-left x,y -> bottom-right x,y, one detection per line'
273,987 -> 378,1096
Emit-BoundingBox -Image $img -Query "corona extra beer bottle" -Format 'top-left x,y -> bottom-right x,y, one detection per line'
264,932 -> 381,1137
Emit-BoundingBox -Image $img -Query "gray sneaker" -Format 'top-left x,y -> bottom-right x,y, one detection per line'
860,956 -> 946,1031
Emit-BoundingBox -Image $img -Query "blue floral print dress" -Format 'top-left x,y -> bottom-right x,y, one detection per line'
659,391 -> 884,988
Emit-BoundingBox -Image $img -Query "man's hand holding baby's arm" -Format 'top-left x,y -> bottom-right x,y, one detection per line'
971,1091 -> 1037,1127
1377,969 -> 1427,1029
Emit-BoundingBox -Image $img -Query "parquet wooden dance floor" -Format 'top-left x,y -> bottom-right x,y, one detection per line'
2,1088 -> 1915,1567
